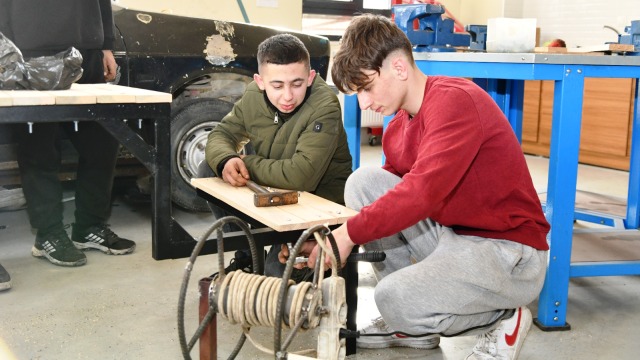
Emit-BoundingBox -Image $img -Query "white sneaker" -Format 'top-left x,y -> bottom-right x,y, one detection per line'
357,317 -> 440,349
466,307 -> 533,360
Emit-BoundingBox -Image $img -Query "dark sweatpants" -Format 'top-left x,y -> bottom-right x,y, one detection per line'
16,49 -> 119,233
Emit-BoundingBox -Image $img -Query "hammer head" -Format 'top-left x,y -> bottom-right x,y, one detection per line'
253,190 -> 298,207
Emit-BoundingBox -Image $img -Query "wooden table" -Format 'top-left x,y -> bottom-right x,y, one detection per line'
0,83 -> 186,259
192,177 -> 360,356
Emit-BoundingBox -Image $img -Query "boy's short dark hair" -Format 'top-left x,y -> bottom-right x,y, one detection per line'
331,14 -> 414,93
257,33 -> 310,69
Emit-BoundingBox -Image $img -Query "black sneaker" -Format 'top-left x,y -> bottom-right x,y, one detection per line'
211,250 -> 255,278
72,224 -> 136,255
0,263 -> 11,291
32,228 -> 87,267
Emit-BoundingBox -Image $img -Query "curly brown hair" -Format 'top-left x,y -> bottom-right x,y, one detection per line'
331,14 -> 414,93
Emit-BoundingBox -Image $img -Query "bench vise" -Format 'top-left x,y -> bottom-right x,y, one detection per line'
618,20 -> 640,54
393,4 -> 470,52
466,24 -> 487,51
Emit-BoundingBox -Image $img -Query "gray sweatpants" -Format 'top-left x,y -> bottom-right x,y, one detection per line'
346,167 -> 548,336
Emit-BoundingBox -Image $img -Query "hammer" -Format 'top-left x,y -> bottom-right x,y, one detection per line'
245,180 -> 298,207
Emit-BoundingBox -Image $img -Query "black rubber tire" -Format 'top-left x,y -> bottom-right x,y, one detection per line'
170,98 -> 233,212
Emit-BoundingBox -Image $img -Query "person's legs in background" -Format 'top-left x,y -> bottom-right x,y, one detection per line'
16,122 -> 86,266
0,262 -> 11,291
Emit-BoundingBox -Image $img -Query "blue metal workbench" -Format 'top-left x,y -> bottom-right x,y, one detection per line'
342,51 -> 640,330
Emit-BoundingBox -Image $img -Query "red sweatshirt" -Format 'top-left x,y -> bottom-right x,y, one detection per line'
347,76 -> 550,250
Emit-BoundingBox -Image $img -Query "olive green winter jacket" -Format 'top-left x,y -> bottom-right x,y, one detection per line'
204,76 -> 352,204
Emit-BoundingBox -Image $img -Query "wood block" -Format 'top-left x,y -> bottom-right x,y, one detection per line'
8,90 -> 56,106
191,177 -> 358,232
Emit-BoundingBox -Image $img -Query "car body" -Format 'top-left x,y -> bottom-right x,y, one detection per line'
0,5 -> 331,212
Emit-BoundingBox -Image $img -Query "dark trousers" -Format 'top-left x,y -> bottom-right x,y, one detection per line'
16,49 -> 120,233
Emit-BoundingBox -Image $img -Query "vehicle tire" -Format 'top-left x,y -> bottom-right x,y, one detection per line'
170,98 -> 233,212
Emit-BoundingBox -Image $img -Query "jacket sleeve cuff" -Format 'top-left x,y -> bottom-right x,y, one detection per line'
216,155 -> 240,176
346,217 -> 368,245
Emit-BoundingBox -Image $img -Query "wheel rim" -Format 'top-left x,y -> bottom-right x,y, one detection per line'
176,121 -> 216,183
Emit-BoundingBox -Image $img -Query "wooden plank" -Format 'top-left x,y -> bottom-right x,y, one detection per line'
0,92 -> 14,107
535,44 -> 635,54
73,84 -> 136,104
53,87 -> 98,105
534,46 -> 568,54
8,90 -> 56,106
191,177 -> 358,232
0,84 -> 171,107
85,83 -> 172,103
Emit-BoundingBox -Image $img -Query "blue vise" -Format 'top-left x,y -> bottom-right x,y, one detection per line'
393,4 -> 471,52
618,20 -> 639,53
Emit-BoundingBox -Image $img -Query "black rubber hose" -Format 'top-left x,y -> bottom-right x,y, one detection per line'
177,216 -> 257,360
274,224 -> 333,359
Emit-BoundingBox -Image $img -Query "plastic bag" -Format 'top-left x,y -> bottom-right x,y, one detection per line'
0,32 -> 83,90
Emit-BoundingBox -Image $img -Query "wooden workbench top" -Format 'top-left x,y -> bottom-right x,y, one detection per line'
0,83 -> 172,107
191,177 -> 358,232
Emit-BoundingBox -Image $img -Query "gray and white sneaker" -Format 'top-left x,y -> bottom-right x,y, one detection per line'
0,262 -> 11,291
357,316 -> 440,349
32,228 -> 87,267
466,307 -> 532,360
72,224 -> 136,255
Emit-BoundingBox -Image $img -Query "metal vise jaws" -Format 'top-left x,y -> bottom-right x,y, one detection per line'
392,4 -> 470,52
618,20 -> 640,53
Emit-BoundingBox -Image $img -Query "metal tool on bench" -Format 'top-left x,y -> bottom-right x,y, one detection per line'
178,216 -> 384,360
246,180 -> 299,207
617,20 -> 640,54
393,3 -> 471,52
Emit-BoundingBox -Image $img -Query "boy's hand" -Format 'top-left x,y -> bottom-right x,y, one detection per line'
102,50 -> 117,82
278,241 -> 317,269
308,224 -> 355,269
222,157 -> 250,186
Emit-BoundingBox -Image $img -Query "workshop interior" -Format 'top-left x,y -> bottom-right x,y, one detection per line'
1,0 -> 640,359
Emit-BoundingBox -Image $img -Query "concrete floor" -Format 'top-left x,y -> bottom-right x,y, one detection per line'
2,145 -> 640,359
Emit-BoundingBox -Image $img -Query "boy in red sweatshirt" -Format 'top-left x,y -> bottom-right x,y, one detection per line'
302,14 -> 550,360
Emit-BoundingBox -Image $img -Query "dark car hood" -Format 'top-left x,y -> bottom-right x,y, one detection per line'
113,6 -> 331,78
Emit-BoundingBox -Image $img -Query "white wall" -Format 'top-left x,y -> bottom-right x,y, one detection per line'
112,0 -> 303,30
443,0 -> 638,48
522,0 -> 639,47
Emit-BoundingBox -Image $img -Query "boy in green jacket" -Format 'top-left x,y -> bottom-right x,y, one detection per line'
201,33 -> 352,279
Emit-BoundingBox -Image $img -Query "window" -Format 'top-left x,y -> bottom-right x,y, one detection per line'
303,0 -> 391,16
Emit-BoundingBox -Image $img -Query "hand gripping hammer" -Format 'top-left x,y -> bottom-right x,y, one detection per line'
245,180 -> 299,207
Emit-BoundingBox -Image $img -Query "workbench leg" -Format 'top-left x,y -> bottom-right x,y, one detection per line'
344,246 -> 359,355
199,277 -> 217,360
152,114 -> 177,259
473,79 -> 523,143
507,80 -> 524,144
534,66 -> 584,331
343,94 -> 362,171
626,78 -> 640,229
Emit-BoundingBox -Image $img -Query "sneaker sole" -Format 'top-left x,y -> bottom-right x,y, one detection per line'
0,281 -> 11,291
73,241 -> 136,255
357,336 -> 440,350
31,246 -> 87,267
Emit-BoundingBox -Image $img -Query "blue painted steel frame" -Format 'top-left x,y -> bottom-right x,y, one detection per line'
341,53 -> 640,329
